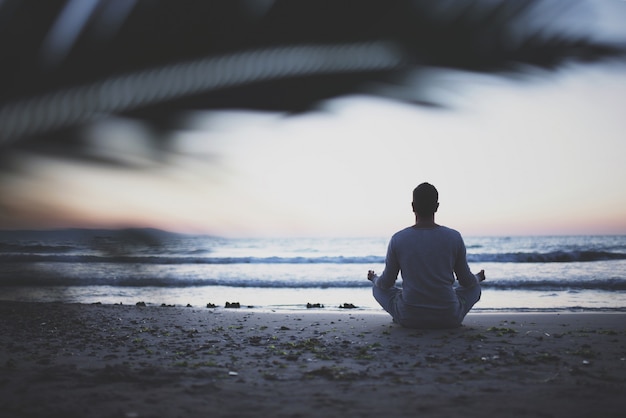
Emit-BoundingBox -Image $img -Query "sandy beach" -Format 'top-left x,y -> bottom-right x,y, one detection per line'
1,301 -> 625,418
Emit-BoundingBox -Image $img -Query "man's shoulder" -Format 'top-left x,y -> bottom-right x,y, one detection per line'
391,226 -> 416,238
438,225 -> 461,235
391,225 -> 463,241
393,225 -> 461,234
438,225 -> 465,241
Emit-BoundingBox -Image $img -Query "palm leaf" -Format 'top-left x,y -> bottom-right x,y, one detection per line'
0,0 -> 623,157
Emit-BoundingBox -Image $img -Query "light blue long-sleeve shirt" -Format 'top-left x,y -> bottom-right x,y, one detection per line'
373,225 -> 479,311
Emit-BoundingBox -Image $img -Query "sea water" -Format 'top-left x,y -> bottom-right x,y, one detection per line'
0,230 -> 625,312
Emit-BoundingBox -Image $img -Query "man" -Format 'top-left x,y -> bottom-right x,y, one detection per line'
368,182 -> 485,329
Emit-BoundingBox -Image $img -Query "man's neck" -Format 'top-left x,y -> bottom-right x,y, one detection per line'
414,216 -> 438,228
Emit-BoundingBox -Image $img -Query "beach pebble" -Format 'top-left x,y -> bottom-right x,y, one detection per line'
228,371 -> 239,376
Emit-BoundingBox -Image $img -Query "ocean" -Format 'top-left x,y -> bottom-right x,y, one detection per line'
1,229 -> 625,312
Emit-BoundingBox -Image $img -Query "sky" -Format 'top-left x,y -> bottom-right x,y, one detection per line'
1,1 -> 626,238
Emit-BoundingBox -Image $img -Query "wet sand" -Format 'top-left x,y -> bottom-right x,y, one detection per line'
1,301 -> 625,417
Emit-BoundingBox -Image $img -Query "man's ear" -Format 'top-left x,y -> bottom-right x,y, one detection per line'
434,202 -> 440,213
411,202 -> 416,213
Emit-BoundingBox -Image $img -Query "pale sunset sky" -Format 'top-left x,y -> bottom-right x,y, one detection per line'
1,1 -> 625,238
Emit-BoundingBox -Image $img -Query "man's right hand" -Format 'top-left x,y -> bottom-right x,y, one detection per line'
367,270 -> 377,281
477,269 -> 486,282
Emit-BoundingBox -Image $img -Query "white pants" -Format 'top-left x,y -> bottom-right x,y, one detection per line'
372,284 -> 481,329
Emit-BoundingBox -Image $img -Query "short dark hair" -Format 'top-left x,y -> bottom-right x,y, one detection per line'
412,182 -> 438,216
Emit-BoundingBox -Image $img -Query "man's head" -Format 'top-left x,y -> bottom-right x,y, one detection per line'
412,182 -> 439,217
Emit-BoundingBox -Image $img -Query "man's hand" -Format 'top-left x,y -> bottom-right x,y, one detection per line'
477,269 -> 486,282
367,270 -> 377,282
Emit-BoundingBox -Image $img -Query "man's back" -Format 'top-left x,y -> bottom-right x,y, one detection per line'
376,225 -> 477,310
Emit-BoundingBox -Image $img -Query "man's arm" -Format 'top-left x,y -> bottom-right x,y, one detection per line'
454,236 -> 485,287
368,238 -> 400,289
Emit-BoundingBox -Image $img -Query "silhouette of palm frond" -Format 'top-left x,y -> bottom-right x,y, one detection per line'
0,0 -> 623,164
